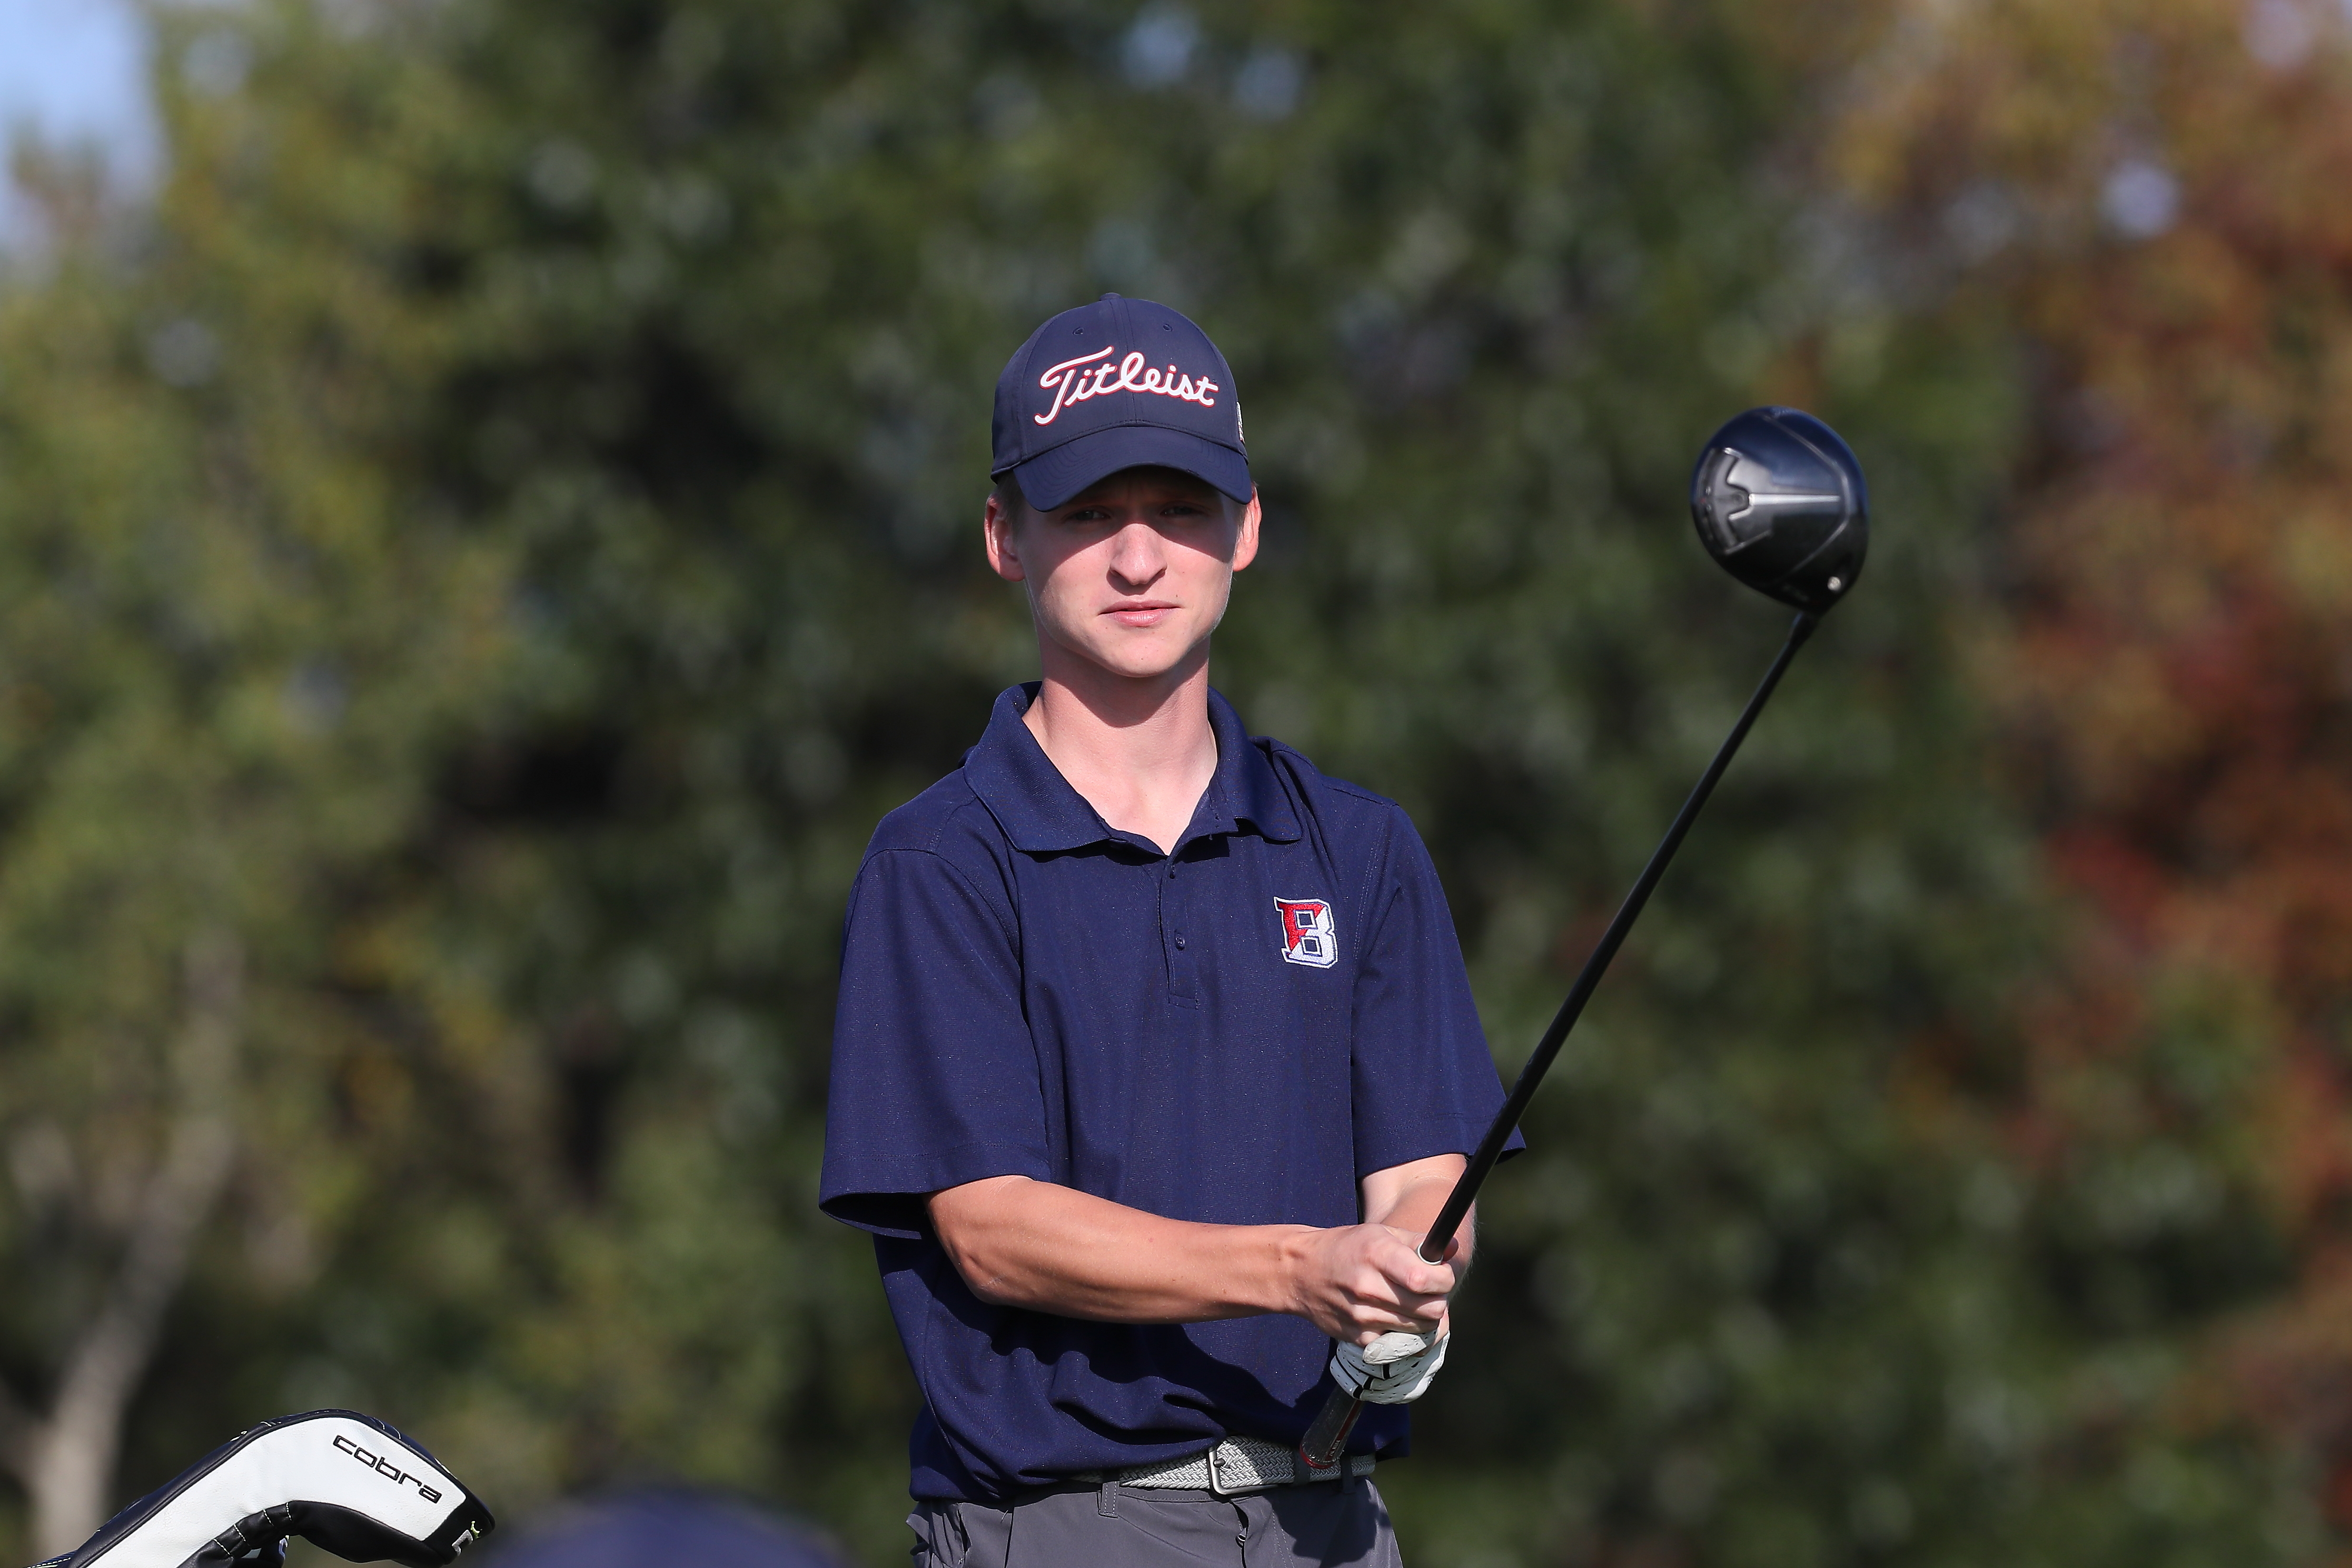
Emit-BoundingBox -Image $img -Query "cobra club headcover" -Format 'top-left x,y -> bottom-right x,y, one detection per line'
1689,406 -> 1869,614
27,1411 -> 493,1568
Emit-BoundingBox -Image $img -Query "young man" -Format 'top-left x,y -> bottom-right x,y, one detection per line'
820,295 -> 1516,1566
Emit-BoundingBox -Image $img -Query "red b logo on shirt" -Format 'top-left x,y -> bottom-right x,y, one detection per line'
1274,897 -> 1338,969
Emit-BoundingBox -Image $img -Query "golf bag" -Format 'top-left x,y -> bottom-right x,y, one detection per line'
26,1410 -> 493,1568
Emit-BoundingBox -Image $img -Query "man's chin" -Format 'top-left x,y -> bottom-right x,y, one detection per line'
1048,637 -> 1208,688
1091,657 -> 1197,684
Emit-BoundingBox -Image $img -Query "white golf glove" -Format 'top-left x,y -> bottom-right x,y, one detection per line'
1329,1326 -> 1450,1405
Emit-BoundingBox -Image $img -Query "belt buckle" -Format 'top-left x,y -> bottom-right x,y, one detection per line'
1204,1441 -> 1278,1498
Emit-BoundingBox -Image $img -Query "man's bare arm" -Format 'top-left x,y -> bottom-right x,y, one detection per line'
1360,1153 -> 1470,1246
925,1154 -> 1472,1345
1327,1153 -> 1471,1342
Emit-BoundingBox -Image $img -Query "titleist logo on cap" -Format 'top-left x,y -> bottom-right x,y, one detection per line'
1033,345 -> 1224,427
991,294 -> 1252,512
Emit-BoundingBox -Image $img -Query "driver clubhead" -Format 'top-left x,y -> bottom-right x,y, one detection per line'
32,1411 -> 492,1568
1689,407 -> 1869,614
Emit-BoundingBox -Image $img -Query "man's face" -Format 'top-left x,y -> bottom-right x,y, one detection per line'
985,467 -> 1261,684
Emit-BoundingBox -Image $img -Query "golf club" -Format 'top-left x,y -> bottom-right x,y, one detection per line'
1298,406 -> 1870,1472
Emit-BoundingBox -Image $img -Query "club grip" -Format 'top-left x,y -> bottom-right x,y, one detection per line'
1297,1385 -> 1363,1472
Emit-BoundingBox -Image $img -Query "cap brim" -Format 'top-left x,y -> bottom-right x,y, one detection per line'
1004,425 -> 1251,512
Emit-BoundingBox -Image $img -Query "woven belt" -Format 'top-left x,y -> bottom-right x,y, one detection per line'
1115,1436 -> 1374,1497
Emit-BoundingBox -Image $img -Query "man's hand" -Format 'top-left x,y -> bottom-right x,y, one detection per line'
1283,1223 -> 1460,1346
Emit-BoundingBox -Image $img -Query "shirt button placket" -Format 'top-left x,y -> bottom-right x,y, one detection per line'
1164,850 -> 1198,1000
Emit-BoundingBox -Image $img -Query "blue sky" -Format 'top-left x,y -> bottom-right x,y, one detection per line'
0,0 -> 157,243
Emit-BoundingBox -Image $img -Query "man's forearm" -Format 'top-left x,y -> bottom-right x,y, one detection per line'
1358,1153 -> 1473,1265
928,1175 -> 1316,1323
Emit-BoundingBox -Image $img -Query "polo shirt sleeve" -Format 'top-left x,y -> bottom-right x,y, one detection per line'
819,846 -> 1051,1239
1348,808 -> 1523,1178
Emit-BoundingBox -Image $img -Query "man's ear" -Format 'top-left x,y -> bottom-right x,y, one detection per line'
1231,488 -> 1264,573
984,491 -> 1026,582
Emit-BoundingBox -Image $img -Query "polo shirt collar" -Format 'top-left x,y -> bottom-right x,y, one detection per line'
965,684 -> 1302,854
1198,685 -> 1303,845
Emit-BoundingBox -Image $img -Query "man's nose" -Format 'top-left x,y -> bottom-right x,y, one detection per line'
1107,521 -> 1167,588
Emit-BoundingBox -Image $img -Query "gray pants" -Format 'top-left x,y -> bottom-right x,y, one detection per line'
908,1478 -> 1403,1568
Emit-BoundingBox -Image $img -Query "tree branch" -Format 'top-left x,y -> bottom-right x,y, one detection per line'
0,1369 -> 35,1478
25,930 -> 243,1556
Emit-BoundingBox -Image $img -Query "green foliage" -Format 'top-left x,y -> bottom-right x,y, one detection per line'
0,47 -> 515,1545
0,1 -> 2310,1564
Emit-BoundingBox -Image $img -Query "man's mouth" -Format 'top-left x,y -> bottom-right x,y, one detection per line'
1105,600 -> 1178,627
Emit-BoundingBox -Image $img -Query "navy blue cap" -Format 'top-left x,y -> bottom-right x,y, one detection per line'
991,294 -> 1250,511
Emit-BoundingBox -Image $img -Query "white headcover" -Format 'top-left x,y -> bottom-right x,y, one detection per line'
74,1413 -> 468,1568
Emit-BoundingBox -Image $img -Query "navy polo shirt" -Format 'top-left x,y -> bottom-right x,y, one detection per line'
819,685 -> 1517,1503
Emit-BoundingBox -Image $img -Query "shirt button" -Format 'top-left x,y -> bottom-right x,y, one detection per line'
1173,933 -> 1187,949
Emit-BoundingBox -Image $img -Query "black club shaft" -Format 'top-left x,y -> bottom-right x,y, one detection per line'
1299,609 -> 1820,1472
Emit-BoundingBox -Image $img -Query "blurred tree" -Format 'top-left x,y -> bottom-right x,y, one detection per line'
0,0 -> 2321,1565
1833,0 -> 2352,1554
0,55 -> 513,1553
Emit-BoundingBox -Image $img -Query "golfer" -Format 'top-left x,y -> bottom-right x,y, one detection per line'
820,294 -> 1517,1567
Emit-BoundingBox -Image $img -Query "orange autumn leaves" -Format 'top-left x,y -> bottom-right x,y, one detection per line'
1834,0 -> 2352,1534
